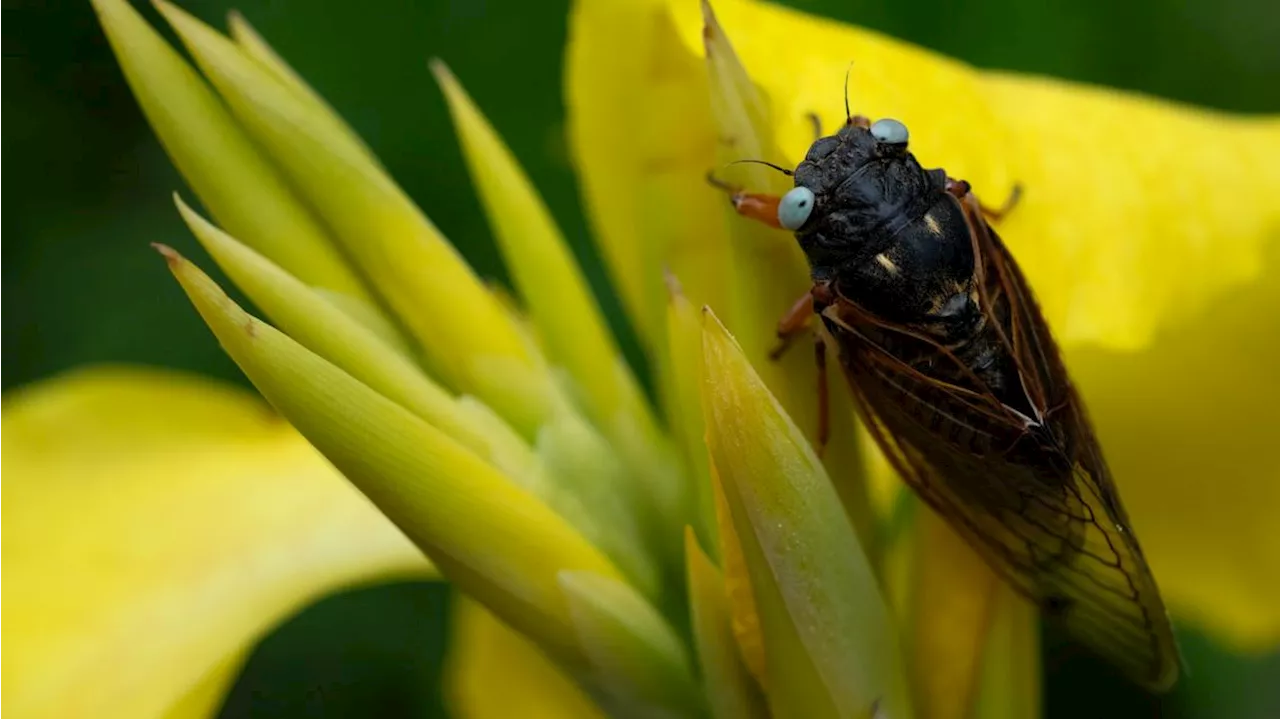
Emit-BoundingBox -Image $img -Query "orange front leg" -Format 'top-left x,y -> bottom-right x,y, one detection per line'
706,171 -> 783,229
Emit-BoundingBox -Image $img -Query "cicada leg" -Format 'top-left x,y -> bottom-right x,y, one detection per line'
814,331 -> 830,454
706,171 -> 784,229
771,282 -> 836,455
946,177 -> 1023,221
769,290 -> 817,359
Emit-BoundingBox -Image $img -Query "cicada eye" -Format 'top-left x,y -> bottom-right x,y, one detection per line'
870,118 -> 909,146
778,186 -> 816,230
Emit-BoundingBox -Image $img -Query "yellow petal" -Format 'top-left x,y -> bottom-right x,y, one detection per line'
684,528 -> 769,719
701,309 -> 911,718
972,590 -> 1041,719
89,0 -> 368,301
1,367 -> 430,719
446,598 -> 603,719
173,197 -> 537,482
904,509 -> 1002,719
708,462 -> 766,687
161,247 -> 625,669
155,1 -> 556,435
566,0 -> 733,353
1068,275 -> 1280,648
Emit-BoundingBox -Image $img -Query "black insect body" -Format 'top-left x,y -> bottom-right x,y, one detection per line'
721,113 -> 1181,691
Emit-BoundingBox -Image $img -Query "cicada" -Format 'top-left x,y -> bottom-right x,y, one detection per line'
717,110 -> 1181,690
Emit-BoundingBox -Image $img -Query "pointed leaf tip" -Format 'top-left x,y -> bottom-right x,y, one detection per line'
162,255 -> 625,672
700,308 -> 912,719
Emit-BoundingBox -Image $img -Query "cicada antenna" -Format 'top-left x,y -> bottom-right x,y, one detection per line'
726,159 -> 794,177
844,60 -> 854,122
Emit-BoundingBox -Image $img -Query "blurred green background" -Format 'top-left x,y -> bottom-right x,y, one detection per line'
4,0 -> 1279,716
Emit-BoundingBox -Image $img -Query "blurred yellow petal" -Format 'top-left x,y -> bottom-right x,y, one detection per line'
161,247 -> 624,670
684,529 -> 769,719
1068,269 -> 1280,648
566,0 -> 732,353
160,650 -> 247,719
447,598 -> 603,719
90,0 -> 368,301
708,462 -> 766,687
701,309 -> 910,718
174,196 -> 537,482
155,1 -> 556,435
972,590 -> 1041,719
1,367 -> 430,719
905,509 -> 1001,719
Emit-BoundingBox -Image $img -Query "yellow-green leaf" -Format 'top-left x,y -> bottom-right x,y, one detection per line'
701,308 -> 910,719
173,196 -> 537,482
559,571 -> 702,716
433,60 -> 688,549
161,246 -> 624,669
90,0 -> 368,301
1,367 -> 430,719
156,1 -> 556,436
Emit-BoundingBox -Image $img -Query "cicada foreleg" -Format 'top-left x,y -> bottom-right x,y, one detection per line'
705,172 -> 784,229
946,177 -> 1023,222
770,283 -> 836,455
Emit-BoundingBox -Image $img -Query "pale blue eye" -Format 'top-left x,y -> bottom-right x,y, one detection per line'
778,187 -> 816,230
870,118 -> 909,145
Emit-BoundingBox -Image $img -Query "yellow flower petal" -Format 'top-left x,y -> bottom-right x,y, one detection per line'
1068,282 -> 1280,648
155,1 -> 556,435
566,0 -> 733,353
972,590 -> 1041,719
904,510 -> 1001,719
708,462 -> 766,688
446,598 -> 603,719
89,0 -> 369,301
701,309 -> 910,718
1,367 -> 430,719
684,528 -> 769,719
161,247 -> 624,670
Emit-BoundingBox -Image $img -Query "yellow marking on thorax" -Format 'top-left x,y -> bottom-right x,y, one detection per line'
874,253 -> 899,274
923,213 -> 942,236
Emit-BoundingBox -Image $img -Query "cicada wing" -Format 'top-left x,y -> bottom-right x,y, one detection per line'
829,318 -> 1180,692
